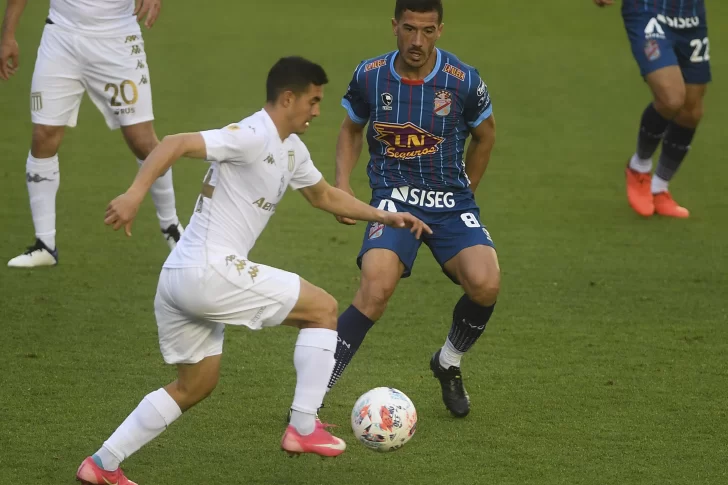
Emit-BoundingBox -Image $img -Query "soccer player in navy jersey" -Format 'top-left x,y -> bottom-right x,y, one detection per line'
595,0 -> 710,218
326,0 -> 498,417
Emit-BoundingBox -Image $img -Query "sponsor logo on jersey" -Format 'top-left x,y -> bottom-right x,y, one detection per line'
644,18 -> 666,40
434,90 -> 452,117
364,59 -> 387,72
391,186 -> 456,209
657,14 -> 700,29
381,92 -> 393,111
372,122 -> 445,159
252,197 -> 277,212
443,63 -> 466,81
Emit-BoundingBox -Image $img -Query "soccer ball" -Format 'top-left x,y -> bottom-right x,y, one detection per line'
351,387 -> 417,452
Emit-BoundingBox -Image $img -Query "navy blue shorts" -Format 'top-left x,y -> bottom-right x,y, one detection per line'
623,11 -> 711,84
357,187 -> 495,282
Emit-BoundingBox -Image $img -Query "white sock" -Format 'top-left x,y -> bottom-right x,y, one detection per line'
629,153 -> 652,174
290,328 -> 337,436
651,174 -> 669,194
93,388 -> 181,471
138,159 -> 179,229
26,152 -> 60,250
439,338 -> 464,369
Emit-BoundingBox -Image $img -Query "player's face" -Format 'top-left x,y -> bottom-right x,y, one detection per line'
289,84 -> 323,135
392,10 -> 443,69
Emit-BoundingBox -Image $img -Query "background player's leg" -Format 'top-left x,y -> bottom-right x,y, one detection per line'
626,66 -> 686,216
27,124 -> 64,249
651,84 -> 706,217
326,249 -> 404,391
121,121 -> 183,247
89,355 -> 220,473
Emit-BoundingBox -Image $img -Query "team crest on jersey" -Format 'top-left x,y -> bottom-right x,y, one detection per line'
442,63 -> 466,81
434,90 -> 452,117
364,59 -> 387,72
372,122 -> 445,159
644,39 -> 661,61
381,93 -> 393,111
369,222 -> 385,239
287,150 -> 295,172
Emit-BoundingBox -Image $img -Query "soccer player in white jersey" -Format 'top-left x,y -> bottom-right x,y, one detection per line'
75,57 -> 431,484
0,0 -> 183,268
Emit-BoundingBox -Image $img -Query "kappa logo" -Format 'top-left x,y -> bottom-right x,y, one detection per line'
644,18 -> 666,40
381,92 -> 393,111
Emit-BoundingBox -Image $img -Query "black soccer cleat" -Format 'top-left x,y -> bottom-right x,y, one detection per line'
430,350 -> 470,418
161,222 -> 184,250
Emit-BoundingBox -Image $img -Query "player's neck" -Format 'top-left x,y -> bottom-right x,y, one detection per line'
263,105 -> 292,141
394,51 -> 437,81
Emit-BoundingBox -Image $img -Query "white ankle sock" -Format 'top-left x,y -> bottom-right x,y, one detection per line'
26,152 -> 59,250
439,338 -> 464,369
651,174 -> 669,194
138,159 -> 178,229
629,153 -> 652,174
94,388 -> 182,471
290,328 -> 337,436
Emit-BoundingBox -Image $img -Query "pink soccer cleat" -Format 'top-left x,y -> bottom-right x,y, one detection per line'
280,425 -> 346,457
76,457 -> 137,485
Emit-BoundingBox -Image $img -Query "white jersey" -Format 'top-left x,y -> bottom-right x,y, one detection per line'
48,0 -> 139,36
164,109 -> 323,269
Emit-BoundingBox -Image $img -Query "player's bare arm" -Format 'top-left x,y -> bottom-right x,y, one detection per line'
333,116 -> 367,225
0,0 -> 27,81
299,179 -> 432,239
105,133 -> 205,235
464,114 -> 496,193
134,0 -> 162,29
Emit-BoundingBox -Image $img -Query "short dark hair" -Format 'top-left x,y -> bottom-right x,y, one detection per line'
266,56 -> 328,102
394,0 -> 443,23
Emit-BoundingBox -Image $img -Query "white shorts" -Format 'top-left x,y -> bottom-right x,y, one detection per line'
30,23 -> 154,129
154,257 -> 301,365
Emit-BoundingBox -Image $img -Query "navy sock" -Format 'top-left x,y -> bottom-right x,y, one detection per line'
327,305 -> 375,390
637,103 -> 670,160
655,122 -> 696,182
447,295 -> 495,353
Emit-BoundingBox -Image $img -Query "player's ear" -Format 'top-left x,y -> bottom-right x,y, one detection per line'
391,18 -> 397,36
280,90 -> 293,109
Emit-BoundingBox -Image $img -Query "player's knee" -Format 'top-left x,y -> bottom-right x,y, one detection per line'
464,273 -> 500,307
318,292 -> 339,330
178,374 -> 218,404
358,278 -> 396,320
30,124 -> 64,158
684,102 -> 705,125
655,88 -> 686,117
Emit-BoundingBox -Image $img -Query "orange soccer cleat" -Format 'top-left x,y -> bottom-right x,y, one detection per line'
653,191 -> 689,218
625,166 -> 655,217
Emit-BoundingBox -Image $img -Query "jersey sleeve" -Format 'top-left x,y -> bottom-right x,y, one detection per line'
463,69 -> 493,129
289,144 -> 323,190
341,63 -> 370,125
200,124 -> 265,164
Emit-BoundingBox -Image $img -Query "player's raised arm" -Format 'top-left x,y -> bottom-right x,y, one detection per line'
0,0 -> 28,80
299,178 -> 432,240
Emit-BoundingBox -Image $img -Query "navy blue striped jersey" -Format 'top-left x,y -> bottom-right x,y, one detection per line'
622,0 -> 705,17
342,48 -> 492,191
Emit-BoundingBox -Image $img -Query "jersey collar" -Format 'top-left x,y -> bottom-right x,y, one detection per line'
389,48 -> 442,85
259,108 -> 285,145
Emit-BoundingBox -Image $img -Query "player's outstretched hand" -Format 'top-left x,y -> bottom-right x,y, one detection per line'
0,36 -> 20,81
380,212 -> 433,240
593,0 -> 615,7
105,192 -> 143,237
135,0 -> 162,29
